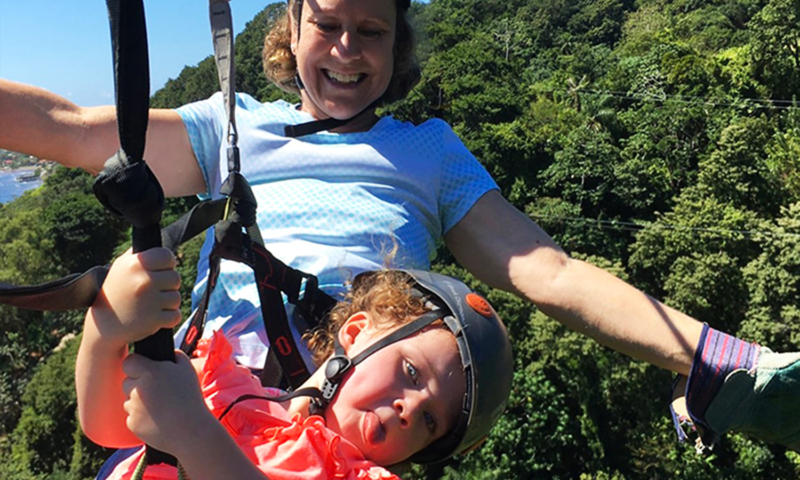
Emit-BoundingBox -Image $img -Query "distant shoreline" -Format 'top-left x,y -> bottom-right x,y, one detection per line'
1,166 -> 39,172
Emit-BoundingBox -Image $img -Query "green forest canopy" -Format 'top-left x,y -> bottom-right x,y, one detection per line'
1,0 -> 799,478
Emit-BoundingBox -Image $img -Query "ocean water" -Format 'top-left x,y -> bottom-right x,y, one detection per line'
0,170 -> 44,204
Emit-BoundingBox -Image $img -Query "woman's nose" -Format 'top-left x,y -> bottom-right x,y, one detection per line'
334,30 -> 361,60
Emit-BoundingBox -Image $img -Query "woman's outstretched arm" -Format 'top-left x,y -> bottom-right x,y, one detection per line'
0,78 -> 205,197
446,190 -> 703,376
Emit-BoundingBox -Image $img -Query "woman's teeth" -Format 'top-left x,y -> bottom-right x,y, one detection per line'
326,70 -> 362,83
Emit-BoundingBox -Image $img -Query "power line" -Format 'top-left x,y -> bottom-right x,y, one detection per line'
574,89 -> 800,110
529,213 -> 800,239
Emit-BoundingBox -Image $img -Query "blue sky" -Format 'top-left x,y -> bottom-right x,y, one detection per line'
0,0 -> 277,106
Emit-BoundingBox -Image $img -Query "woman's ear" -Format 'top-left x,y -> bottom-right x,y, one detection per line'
338,312 -> 372,355
289,7 -> 299,54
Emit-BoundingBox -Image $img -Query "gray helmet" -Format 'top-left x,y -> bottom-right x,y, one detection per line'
310,269 -> 513,464
403,269 -> 513,463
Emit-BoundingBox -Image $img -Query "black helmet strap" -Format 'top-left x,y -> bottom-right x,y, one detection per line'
283,99 -> 380,138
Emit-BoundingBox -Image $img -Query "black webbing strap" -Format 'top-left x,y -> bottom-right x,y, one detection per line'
0,267 -> 109,311
309,310 -> 446,415
200,1 -> 332,389
178,216 -> 337,389
160,199 -> 228,252
284,117 -> 351,138
96,0 -> 174,468
0,198 -> 226,312
216,387 -> 323,422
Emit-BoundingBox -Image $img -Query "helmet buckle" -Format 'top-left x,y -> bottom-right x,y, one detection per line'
319,355 -> 352,402
325,355 -> 352,381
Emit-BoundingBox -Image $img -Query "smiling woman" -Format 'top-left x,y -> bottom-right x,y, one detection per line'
263,0 -> 418,132
290,0 -> 397,124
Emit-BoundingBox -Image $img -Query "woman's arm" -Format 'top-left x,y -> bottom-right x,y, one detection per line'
445,190 -> 703,376
0,79 -> 205,197
75,248 -> 182,447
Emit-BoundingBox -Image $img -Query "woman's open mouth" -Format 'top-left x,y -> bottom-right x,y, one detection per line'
324,69 -> 365,85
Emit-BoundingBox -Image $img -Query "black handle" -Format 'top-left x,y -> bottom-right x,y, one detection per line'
131,224 -> 176,364
102,0 -> 176,468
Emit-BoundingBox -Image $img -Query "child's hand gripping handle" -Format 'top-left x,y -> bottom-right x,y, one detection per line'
131,222 -> 175,364
93,154 -> 177,468
101,0 -> 177,467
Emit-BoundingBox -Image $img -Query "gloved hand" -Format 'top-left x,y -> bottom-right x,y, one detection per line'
704,348 -> 800,451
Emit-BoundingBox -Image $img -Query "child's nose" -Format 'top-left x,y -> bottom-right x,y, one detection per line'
393,393 -> 424,429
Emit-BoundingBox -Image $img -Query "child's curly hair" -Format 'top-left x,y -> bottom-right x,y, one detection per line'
303,270 -> 433,366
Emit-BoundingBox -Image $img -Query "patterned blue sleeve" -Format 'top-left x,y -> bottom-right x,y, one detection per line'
438,123 -> 499,234
175,92 -> 227,198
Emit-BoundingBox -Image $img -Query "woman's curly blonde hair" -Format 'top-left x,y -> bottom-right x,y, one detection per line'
303,270 -> 434,366
262,0 -> 420,106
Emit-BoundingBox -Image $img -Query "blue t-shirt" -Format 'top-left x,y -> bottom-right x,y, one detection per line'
174,93 -> 498,368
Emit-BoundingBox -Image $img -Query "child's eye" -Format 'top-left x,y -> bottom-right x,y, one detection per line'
405,361 -> 419,383
424,412 -> 436,433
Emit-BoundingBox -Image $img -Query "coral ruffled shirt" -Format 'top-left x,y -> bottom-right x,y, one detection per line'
106,331 -> 399,480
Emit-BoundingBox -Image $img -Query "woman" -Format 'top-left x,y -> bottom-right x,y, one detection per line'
0,0 -> 797,452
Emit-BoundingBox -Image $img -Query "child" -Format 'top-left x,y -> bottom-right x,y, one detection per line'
75,248 -> 513,479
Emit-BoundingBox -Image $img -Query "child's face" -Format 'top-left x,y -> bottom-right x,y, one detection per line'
325,315 -> 465,465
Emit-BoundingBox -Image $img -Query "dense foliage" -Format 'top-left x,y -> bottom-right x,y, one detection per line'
1,0 -> 799,478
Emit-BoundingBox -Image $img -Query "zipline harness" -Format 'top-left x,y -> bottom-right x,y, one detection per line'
0,0 -> 337,471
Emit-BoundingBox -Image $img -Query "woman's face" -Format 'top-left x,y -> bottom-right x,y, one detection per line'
291,0 -> 396,122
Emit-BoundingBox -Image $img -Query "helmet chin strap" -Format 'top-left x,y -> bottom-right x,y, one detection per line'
284,98 -> 380,138
308,310 -> 445,416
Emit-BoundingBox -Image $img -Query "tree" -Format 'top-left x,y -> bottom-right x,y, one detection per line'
8,337 -> 81,476
749,0 -> 800,100
765,111 -> 800,203
740,202 -> 800,351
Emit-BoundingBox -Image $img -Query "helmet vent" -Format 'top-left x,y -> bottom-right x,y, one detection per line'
466,293 -> 493,317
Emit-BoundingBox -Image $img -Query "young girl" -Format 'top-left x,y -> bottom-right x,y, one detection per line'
76,247 -> 513,479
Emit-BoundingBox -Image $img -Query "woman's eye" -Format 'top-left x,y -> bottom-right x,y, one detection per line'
424,412 -> 436,433
406,361 -> 419,383
315,22 -> 338,33
359,28 -> 384,39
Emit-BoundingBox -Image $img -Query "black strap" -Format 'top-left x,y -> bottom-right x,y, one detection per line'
105,0 -> 149,163
0,198 -> 226,312
178,216 -> 336,390
310,311 -> 444,414
216,387 -> 323,422
283,100 -> 382,138
99,0 -> 174,467
284,117 -> 352,138
0,266 -> 109,311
